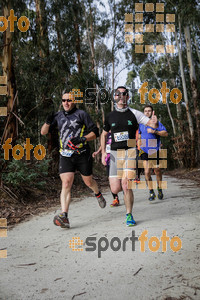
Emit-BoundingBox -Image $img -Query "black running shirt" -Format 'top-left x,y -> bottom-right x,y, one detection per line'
50,106 -> 99,152
103,108 -> 149,150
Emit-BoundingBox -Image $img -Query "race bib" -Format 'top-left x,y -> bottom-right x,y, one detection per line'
106,144 -> 111,153
61,150 -> 74,157
114,131 -> 129,142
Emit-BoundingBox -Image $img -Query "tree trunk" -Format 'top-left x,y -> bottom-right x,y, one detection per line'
184,25 -> 200,165
90,6 -> 96,73
149,62 -> 185,166
1,2 -> 17,145
35,0 -> 49,58
149,63 -> 176,135
56,12 -> 62,55
174,19 -> 195,168
165,54 -> 182,120
73,1 -> 82,74
175,24 -> 194,138
110,0 -> 116,111
85,6 -> 96,74
35,0 -> 50,144
194,31 -> 200,63
34,0 -> 59,171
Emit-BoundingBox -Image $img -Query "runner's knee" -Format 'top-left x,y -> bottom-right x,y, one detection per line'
62,179 -> 73,189
111,187 -> 118,194
111,184 -> 121,194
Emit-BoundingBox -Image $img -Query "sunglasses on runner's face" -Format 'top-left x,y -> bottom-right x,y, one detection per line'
115,91 -> 127,96
62,99 -> 73,103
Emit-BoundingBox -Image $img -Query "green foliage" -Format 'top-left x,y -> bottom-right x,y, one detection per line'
126,70 -> 137,87
2,158 -> 51,189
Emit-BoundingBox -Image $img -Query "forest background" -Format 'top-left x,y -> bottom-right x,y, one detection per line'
0,0 -> 200,223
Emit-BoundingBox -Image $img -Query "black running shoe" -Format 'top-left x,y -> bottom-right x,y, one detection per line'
96,194 -> 106,208
53,213 -> 70,228
149,192 -> 156,201
158,188 -> 164,200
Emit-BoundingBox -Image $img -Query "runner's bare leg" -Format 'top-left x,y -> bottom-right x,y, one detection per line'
60,172 -> 74,212
122,178 -> 134,214
81,174 -> 99,194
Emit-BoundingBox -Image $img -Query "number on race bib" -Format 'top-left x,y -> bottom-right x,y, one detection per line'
61,150 -> 74,157
106,144 -> 111,153
114,131 -> 129,142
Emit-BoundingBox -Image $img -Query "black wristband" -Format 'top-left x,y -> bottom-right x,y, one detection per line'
81,137 -> 87,143
46,112 -> 54,125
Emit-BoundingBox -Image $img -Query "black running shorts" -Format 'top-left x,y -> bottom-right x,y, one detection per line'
141,151 -> 159,161
59,150 -> 93,176
140,152 -> 149,161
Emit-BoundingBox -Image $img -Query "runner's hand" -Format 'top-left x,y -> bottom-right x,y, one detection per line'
151,111 -> 157,124
147,128 -> 155,134
101,153 -> 107,166
70,136 -> 86,145
45,112 -> 55,125
92,151 -> 98,158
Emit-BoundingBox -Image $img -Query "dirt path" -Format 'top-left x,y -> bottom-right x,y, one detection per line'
0,175 -> 200,300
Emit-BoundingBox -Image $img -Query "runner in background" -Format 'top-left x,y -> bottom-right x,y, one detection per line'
138,105 -> 168,201
93,131 -> 120,207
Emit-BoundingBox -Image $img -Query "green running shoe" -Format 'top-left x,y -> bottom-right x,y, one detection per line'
126,213 -> 136,227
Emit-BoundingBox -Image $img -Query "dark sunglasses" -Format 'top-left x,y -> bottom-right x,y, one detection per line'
115,92 -> 127,96
62,99 -> 73,103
